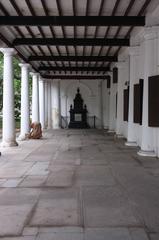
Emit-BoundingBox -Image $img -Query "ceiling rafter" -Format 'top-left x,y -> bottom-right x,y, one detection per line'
0,2 -> 36,70
108,0 -> 153,74
104,0 -> 136,66
28,55 -> 118,62
40,0 -> 62,69
82,0 -> 90,68
41,75 -> 110,80
9,0 -> 46,69
25,0 -> 53,69
88,0 -> 105,73
0,16 -> 145,26
94,0 -> 122,66
56,0 -> 70,71
38,66 -> 110,72
13,38 -> 130,46
72,0 -> 78,71
0,1 -> 37,58
0,31 -> 28,63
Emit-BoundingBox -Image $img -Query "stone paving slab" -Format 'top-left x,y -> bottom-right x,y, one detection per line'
22,227 -> 38,236
38,227 -> 83,233
19,175 -> 48,187
149,233 -> 159,240
111,165 -> 159,232
84,228 -> 149,240
0,237 -> 35,240
83,186 -> 140,227
0,162 -> 33,178
46,166 -> 75,187
36,232 -> 83,240
30,189 -> 80,227
0,188 -> 41,205
75,166 -> 116,186
1,178 -> 23,187
0,204 -> 33,236
26,162 -> 50,176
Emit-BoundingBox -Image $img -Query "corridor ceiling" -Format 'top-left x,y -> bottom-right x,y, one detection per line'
0,0 -> 158,79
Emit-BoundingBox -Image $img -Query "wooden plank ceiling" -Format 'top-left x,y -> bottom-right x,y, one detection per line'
0,0 -> 158,79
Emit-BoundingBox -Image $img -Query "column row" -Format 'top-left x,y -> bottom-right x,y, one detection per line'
0,48 -> 61,147
105,27 -> 159,157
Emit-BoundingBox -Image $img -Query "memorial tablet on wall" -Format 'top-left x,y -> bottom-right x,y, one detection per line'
123,88 -> 129,121
133,79 -> 143,124
113,67 -> 118,83
107,76 -> 111,88
148,75 -> 159,127
134,84 -> 140,123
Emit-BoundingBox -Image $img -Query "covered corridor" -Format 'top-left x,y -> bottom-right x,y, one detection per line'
0,129 -> 159,239
1,0 -> 159,239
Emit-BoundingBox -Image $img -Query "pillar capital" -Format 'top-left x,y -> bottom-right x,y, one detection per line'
115,61 -> 126,69
30,72 -> 39,77
19,63 -> 30,69
107,71 -> 113,77
39,76 -> 44,82
0,48 -> 16,56
128,46 -> 140,56
53,79 -> 60,83
144,27 -> 159,40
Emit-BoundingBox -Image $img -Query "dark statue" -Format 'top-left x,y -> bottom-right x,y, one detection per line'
68,88 -> 90,128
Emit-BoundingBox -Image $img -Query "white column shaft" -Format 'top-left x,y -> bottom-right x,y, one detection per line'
19,64 -> 30,140
126,47 -> 139,146
39,78 -> 45,129
139,29 -> 158,156
52,80 -> 60,129
31,73 -> 39,122
0,48 -> 18,147
116,64 -> 125,137
45,81 -> 48,128
98,81 -> 103,129
108,74 -> 117,132
47,81 -> 52,129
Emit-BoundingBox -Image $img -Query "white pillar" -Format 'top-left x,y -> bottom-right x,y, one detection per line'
0,48 -> 18,147
105,78 -> 110,129
102,79 -> 108,129
18,63 -> 30,140
108,73 -> 117,132
31,72 -> 39,123
47,81 -> 52,129
126,47 -> 139,146
52,80 -> 60,129
98,80 -> 103,129
116,62 -> 125,138
138,28 -> 158,156
39,77 -> 45,129
44,81 -> 48,128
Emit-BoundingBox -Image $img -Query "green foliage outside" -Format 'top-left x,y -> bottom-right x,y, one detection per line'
0,53 -> 32,130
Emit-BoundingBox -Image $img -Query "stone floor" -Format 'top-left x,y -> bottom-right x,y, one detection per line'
0,129 -> 159,239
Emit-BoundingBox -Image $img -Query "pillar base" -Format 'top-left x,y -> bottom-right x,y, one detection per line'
137,149 -> 156,157
107,130 -> 115,133
115,134 -> 124,139
1,140 -> 18,147
125,141 -> 137,147
18,134 -> 29,141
